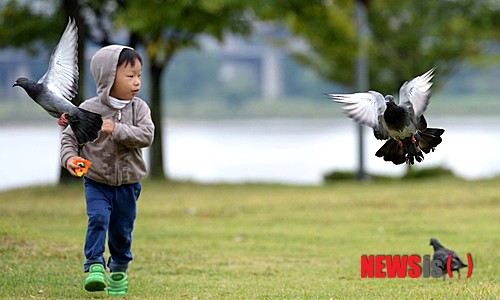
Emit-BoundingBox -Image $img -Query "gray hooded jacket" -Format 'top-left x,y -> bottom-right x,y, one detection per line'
60,45 -> 154,186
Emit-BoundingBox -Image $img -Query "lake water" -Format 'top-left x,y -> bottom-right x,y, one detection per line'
1,117 -> 500,191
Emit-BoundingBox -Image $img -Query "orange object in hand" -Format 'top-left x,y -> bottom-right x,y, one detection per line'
73,159 -> 92,177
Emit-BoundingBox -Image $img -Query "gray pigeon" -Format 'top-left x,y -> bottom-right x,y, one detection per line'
430,238 -> 467,280
327,68 -> 444,165
13,18 -> 102,145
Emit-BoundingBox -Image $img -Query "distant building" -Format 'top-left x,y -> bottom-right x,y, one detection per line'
215,22 -> 288,102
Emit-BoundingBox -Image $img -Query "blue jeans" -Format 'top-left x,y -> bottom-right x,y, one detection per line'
83,178 -> 141,273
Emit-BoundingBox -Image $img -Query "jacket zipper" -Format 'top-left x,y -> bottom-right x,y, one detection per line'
115,109 -> 122,185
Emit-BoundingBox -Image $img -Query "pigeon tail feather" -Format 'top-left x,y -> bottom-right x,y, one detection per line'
375,137 -> 425,165
402,137 -> 424,165
67,108 -> 102,144
417,128 -> 445,154
375,139 -> 406,165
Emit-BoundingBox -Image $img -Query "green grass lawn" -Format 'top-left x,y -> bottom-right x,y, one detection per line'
0,178 -> 498,299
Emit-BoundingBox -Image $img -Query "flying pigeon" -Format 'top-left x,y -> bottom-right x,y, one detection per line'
327,68 -> 444,165
430,238 -> 467,280
13,18 -> 102,145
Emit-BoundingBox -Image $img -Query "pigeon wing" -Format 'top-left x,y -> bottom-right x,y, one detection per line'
327,91 -> 387,129
398,68 -> 434,119
449,250 -> 467,269
432,248 -> 449,270
38,18 -> 79,102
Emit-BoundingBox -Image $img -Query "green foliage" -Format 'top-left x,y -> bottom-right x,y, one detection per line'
114,0 -> 257,179
367,0 -> 489,93
403,166 -> 455,180
324,166 -> 458,183
117,0 -> 253,66
254,0 -> 357,86
0,179 -> 499,298
255,0 -> 500,94
0,0 -> 63,54
323,170 -> 360,182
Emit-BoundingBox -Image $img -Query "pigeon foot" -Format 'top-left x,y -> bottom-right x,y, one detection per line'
397,139 -> 403,148
58,113 -> 68,126
411,135 -> 416,144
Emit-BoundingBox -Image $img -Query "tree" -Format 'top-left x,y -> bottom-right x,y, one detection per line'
116,0 -> 253,179
253,0 -> 500,179
0,0 -> 125,103
252,0 -> 356,88
0,0 -> 253,181
0,1 -> 80,182
254,0 -> 500,94
0,1 -> 62,53
0,0 -> 128,182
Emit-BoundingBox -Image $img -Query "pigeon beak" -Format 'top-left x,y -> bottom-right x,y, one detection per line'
12,82 -> 19,87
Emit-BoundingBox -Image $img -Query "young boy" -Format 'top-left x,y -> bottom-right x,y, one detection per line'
60,45 -> 154,295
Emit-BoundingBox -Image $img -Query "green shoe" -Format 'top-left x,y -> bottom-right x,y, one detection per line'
106,272 -> 128,296
84,264 -> 106,292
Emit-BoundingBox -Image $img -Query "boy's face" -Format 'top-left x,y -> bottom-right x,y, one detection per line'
110,58 -> 142,100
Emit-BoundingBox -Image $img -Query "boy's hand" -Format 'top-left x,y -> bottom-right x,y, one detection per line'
66,156 -> 87,177
101,119 -> 115,135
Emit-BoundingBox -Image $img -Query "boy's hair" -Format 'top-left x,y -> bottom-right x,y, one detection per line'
118,48 -> 143,67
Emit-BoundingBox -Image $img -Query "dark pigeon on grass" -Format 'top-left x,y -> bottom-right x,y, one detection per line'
13,18 -> 102,145
327,68 -> 444,165
430,238 -> 467,280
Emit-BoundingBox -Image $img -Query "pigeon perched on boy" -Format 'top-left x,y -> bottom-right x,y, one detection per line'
13,18 -> 102,145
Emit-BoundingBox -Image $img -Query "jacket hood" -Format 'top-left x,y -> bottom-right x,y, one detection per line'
90,45 -> 133,106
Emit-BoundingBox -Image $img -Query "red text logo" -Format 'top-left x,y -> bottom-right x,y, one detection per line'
360,254 -> 473,279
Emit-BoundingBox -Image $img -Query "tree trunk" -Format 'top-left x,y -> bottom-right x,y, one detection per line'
148,63 -> 166,179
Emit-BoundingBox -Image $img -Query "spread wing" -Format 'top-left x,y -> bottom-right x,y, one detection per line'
327,91 -> 387,129
38,18 -> 79,102
399,68 -> 434,119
